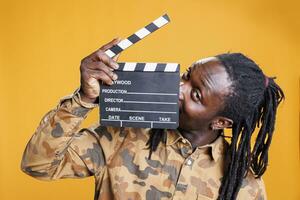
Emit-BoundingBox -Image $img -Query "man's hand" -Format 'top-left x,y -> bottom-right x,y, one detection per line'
79,38 -> 121,103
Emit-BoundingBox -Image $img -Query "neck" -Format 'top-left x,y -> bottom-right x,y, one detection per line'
177,127 -> 221,149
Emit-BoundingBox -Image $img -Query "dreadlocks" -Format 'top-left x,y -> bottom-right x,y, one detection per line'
146,53 -> 284,200
146,129 -> 166,160
215,53 -> 284,199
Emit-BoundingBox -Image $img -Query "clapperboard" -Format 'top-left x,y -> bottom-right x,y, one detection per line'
100,14 -> 180,129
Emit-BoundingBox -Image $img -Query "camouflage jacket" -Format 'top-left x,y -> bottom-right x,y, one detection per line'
21,88 -> 267,200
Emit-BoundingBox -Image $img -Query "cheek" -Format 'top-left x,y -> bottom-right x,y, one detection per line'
183,101 -> 205,119
179,104 -> 209,129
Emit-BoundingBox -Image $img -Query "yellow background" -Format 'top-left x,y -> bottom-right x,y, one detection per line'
1,0 -> 299,199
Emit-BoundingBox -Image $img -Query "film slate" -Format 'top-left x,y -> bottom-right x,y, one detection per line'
100,62 -> 180,129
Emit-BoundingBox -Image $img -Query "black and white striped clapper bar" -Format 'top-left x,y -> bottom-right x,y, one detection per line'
104,14 -> 170,58
100,62 -> 180,129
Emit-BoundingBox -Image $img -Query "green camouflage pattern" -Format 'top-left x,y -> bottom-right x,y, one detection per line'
21,89 -> 267,200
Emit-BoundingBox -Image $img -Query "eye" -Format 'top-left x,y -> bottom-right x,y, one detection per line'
191,88 -> 202,101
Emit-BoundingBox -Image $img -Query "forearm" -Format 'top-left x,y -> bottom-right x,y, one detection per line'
21,88 -> 98,179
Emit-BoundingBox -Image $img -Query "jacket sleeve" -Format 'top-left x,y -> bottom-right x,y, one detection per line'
256,177 -> 267,200
21,88 -> 104,180
237,172 -> 268,200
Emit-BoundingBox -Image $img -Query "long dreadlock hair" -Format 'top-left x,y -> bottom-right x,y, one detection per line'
146,53 -> 284,200
215,53 -> 284,199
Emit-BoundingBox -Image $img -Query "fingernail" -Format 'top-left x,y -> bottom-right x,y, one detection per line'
113,63 -> 119,69
113,74 -> 118,80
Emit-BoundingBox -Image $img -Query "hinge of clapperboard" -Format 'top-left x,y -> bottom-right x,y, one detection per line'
105,14 -> 170,59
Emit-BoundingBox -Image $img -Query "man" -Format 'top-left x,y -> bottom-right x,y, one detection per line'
21,38 -> 284,200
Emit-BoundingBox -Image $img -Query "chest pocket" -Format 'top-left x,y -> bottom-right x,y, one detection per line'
190,176 -> 218,200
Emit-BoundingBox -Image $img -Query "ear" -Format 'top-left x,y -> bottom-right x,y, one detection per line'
210,117 -> 233,130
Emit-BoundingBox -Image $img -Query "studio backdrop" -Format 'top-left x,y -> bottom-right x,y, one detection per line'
0,0 -> 299,199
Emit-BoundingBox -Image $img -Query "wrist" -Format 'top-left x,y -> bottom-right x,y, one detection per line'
79,89 -> 98,104
73,88 -> 98,109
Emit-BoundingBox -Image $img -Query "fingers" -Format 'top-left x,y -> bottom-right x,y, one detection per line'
86,68 -> 116,85
98,53 -> 119,70
91,38 -> 122,70
80,38 -> 123,88
89,62 -> 118,80
99,37 -> 121,51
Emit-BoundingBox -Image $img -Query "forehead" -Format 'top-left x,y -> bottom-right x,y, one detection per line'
191,57 -> 232,95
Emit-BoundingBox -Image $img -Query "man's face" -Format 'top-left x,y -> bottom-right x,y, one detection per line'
178,57 -> 233,131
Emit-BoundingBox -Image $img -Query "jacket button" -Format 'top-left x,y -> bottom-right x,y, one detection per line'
186,158 -> 192,166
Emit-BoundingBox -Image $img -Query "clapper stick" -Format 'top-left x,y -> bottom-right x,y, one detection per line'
104,14 -> 170,58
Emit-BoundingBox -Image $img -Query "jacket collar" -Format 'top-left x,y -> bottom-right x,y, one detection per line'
166,129 -> 227,161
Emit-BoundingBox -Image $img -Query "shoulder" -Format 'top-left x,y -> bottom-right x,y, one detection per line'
237,171 -> 267,200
